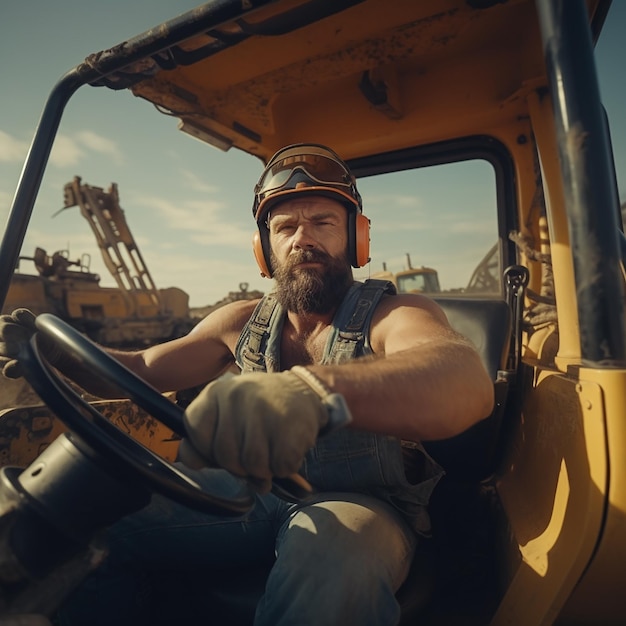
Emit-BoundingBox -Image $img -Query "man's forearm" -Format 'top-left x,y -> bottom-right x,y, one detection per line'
49,346 -> 144,399
308,341 -> 494,442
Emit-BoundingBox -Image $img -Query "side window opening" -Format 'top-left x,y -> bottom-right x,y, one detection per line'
354,158 -> 503,298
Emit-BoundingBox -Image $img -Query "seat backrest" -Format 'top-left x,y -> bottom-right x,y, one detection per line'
422,297 -> 513,480
433,297 -> 512,380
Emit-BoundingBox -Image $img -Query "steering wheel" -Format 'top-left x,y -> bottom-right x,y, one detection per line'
17,313 -> 261,516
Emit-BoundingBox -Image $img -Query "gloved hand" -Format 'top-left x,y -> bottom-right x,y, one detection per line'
178,367 -> 352,492
0,308 -> 38,379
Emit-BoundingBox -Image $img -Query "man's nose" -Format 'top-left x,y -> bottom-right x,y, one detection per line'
292,224 -> 316,249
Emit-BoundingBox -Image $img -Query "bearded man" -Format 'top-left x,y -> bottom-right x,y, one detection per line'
1,144 -> 494,626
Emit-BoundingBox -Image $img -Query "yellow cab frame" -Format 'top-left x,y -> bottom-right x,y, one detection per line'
0,1 -> 625,624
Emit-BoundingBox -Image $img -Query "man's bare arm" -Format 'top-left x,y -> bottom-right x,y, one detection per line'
308,294 -> 495,442
51,300 -> 258,398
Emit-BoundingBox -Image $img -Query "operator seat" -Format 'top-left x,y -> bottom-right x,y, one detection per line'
396,296 -> 514,623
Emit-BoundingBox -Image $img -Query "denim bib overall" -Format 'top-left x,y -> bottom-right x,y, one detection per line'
234,279 -> 443,536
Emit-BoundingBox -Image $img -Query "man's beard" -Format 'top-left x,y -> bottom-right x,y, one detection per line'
271,249 -> 353,314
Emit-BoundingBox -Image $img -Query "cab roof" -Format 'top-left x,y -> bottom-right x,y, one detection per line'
86,0 -> 609,163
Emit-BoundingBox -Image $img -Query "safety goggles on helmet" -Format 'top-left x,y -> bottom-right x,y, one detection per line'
253,144 -> 362,221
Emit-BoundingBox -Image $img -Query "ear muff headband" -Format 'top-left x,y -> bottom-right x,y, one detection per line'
253,210 -> 370,278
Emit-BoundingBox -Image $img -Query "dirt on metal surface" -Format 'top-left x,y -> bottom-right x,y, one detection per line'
0,396 -> 179,469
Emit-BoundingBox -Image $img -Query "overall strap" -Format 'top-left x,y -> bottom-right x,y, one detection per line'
235,279 -> 396,372
234,294 -> 282,373
324,279 -> 396,365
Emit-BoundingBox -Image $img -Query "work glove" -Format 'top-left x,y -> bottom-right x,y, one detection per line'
178,366 -> 352,493
0,308 -> 38,379
0,308 -> 68,380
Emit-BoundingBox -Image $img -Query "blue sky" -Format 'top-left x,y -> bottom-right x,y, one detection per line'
1,1 -> 625,306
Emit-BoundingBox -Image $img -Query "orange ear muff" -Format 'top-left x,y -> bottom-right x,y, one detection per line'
354,212 -> 371,268
252,231 -> 272,278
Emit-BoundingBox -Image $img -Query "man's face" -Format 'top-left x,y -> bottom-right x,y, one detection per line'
267,196 -> 354,314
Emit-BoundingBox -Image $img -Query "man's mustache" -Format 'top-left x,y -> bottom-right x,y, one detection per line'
285,249 -> 332,270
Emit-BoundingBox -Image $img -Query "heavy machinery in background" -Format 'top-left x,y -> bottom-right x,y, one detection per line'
2,177 -> 195,348
465,243 -> 500,294
371,253 -> 441,294
373,246 -> 501,296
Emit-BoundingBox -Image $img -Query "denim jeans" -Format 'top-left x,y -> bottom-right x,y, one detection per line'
302,429 -> 443,538
56,466 -> 418,626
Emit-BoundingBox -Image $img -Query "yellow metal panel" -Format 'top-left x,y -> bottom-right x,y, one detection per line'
0,400 -> 180,469
557,368 -> 626,624
2,276 -> 49,315
133,291 -> 161,318
65,288 -> 130,318
527,91 -> 580,369
159,287 -> 190,318
491,375 -> 607,626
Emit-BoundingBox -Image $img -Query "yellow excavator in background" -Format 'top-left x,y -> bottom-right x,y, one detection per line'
2,177 -> 194,348
371,253 -> 441,294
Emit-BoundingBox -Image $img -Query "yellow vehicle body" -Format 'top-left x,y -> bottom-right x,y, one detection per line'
372,267 -> 441,294
0,0 -> 624,624
371,255 -> 442,294
3,264 -> 191,348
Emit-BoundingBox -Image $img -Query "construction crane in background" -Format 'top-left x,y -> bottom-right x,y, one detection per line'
3,178 -> 193,347
62,176 -> 163,317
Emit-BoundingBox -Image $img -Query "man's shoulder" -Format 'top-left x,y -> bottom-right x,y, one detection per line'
196,297 -> 263,334
373,290 -> 447,323
220,297 -> 264,320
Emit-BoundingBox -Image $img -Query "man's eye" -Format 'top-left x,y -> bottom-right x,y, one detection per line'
276,224 -> 295,234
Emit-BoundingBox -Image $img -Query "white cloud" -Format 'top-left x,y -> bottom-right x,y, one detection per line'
21,227 -> 99,261
23,130 -> 124,167
373,220 -> 430,233
180,169 -> 218,194
0,130 -> 29,163
75,130 -> 124,164
393,194 -> 422,208
49,134 -> 84,167
138,195 -> 251,248
141,195 -> 220,228
189,222 -> 253,247
449,219 -> 495,235
136,249 -> 267,306
365,192 -> 423,210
